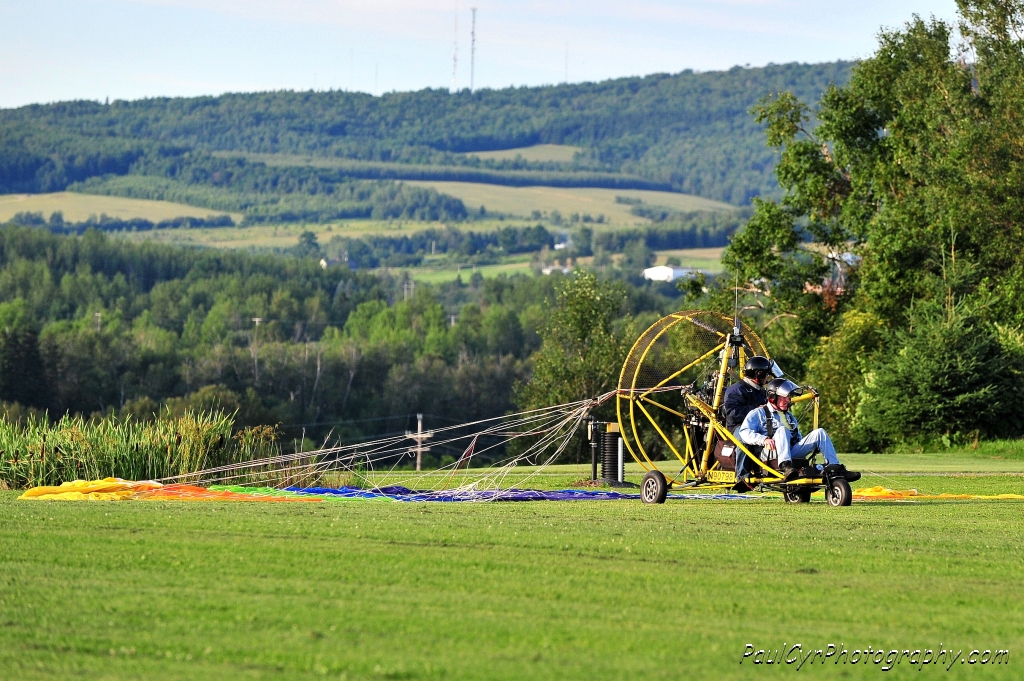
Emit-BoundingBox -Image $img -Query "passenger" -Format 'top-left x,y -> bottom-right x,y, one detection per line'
738,378 -> 860,483
722,356 -> 771,485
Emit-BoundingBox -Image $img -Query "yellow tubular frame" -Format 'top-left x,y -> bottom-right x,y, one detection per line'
616,311 -> 727,480
687,395 -> 784,481
615,310 -> 822,490
699,337 -> 732,473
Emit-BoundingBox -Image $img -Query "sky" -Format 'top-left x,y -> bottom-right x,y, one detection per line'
0,0 -> 960,108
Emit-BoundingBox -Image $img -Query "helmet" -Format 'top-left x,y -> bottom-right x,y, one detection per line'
743,356 -> 772,376
765,378 -> 802,401
743,356 -> 773,383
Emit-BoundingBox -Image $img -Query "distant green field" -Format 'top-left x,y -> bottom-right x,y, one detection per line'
651,246 -> 725,272
393,247 -> 727,284
0,192 -> 242,224
404,181 -> 734,223
406,259 -> 536,284
468,144 -> 582,163
2,452 -> 1021,680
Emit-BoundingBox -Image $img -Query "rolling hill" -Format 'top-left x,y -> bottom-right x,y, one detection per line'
0,61 -> 852,209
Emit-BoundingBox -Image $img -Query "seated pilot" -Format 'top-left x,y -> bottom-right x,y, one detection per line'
738,378 -> 860,483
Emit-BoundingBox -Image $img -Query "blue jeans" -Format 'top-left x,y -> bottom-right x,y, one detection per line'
735,427 -> 840,477
775,427 -> 840,466
733,428 -> 753,479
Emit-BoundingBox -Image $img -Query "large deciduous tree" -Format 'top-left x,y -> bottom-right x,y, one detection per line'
725,1 -> 1024,446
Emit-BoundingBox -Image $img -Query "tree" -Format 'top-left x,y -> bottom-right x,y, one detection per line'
516,271 -> 631,412
0,300 -> 47,408
724,1 -> 1024,446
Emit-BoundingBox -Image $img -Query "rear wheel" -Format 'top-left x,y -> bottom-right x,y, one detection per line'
784,489 -> 812,504
641,470 -> 668,504
827,478 -> 852,507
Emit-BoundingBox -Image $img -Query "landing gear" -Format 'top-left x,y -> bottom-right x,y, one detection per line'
641,470 -> 668,504
826,477 -> 852,507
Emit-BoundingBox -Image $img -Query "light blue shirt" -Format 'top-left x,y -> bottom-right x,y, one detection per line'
738,404 -> 802,447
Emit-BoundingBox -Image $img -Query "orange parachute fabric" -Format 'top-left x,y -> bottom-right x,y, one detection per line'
18,479 -> 321,502
141,485 -> 321,502
853,485 -> 1024,501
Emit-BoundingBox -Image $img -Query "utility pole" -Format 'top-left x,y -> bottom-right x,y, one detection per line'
407,413 -> 433,472
251,318 -> 264,384
470,7 -> 477,91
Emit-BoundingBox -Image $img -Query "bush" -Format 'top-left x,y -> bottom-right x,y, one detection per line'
856,295 -> 1024,448
802,310 -> 883,451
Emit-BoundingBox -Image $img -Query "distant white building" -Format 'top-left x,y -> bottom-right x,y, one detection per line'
642,265 -> 698,282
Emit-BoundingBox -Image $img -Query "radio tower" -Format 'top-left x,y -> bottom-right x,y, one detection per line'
451,3 -> 459,92
470,7 -> 477,91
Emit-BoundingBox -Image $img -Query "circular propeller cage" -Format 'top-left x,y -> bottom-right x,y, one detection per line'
616,311 -> 770,485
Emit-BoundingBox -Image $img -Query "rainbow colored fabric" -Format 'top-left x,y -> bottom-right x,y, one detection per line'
16,478 -> 758,502
17,478 -> 1024,503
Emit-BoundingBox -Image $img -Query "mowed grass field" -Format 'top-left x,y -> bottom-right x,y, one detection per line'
0,192 -> 242,224
467,144 -> 582,163
650,246 -> 725,272
404,181 -> 735,223
407,259 -> 536,284
2,451 -> 1022,680
400,247 -> 726,284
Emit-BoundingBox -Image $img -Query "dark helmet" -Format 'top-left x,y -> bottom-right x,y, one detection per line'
743,356 -> 773,380
765,378 -> 802,402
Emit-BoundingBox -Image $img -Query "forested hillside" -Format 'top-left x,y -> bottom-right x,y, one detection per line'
0,62 -> 852,206
0,224 -> 678,456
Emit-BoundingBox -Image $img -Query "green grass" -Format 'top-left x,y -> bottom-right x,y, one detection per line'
0,192 -> 243,224
650,246 -> 725,272
468,144 -> 582,163
2,453 -> 1023,680
405,260 -> 536,284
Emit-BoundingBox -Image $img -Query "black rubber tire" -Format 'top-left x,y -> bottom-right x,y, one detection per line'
784,489 -> 813,504
641,470 -> 668,504
827,477 -> 852,507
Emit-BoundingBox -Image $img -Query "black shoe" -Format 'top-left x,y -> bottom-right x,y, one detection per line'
731,479 -> 753,492
779,461 -> 800,481
825,464 -> 861,483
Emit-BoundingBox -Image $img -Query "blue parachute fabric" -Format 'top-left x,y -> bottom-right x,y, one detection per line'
285,485 -> 760,502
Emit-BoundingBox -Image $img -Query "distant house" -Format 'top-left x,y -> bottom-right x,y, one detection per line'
642,265 -> 699,282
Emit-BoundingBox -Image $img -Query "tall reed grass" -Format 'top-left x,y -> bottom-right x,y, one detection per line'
0,411 -> 280,489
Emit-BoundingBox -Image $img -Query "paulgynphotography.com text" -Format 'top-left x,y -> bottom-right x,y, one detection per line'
740,644 -> 1009,671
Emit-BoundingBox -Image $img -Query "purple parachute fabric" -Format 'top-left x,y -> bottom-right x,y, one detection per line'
285,485 -> 759,502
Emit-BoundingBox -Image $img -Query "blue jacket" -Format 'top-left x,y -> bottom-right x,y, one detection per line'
738,404 -> 802,448
722,379 -> 766,430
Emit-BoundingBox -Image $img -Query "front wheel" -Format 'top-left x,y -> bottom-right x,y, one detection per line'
641,470 -> 668,504
827,477 -> 852,507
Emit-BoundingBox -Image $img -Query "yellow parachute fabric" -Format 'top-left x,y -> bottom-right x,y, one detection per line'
18,478 -> 163,501
853,485 -> 1024,501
